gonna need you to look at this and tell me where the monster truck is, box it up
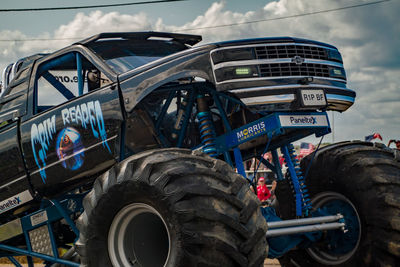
[0,32,398,267]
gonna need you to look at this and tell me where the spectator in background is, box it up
[388,140,400,150]
[256,177,271,202]
[270,180,277,200]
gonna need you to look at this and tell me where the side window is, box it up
[35,52,111,113]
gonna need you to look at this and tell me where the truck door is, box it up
[0,123,33,216]
[20,52,123,196]
[0,71,34,217]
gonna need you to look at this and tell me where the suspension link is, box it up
[282,144,312,216]
[196,94,218,158]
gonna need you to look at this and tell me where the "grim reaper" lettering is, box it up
[61,100,111,153]
[31,100,111,183]
[31,115,56,182]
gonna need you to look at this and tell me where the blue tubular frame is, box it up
[23,230,33,267]
[154,90,176,147]
[281,145,304,216]
[7,256,23,267]
[0,194,85,267]
[0,244,79,267]
[42,72,75,100]
[151,84,330,197]
[3,82,337,265]
[76,53,83,96]
[214,111,330,157]
[177,89,196,147]
[209,90,234,166]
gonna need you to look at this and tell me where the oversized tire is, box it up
[277,141,400,267]
[75,148,268,267]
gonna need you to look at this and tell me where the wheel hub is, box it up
[307,192,361,265]
[108,203,171,267]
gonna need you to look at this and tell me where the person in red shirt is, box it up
[256,177,271,202]
[388,140,400,150]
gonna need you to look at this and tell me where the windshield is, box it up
[87,39,188,74]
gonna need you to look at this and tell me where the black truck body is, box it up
[0,32,354,210]
[5,32,396,267]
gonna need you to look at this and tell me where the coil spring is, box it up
[197,111,217,157]
[284,144,312,215]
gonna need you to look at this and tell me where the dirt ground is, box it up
[265,258,281,266]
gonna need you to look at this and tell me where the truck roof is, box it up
[75,31,202,47]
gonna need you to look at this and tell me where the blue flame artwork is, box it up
[56,127,84,171]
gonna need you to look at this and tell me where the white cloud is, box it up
[0,0,399,142]
[54,11,153,39]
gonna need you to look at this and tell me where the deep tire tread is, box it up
[278,141,400,267]
[76,149,268,266]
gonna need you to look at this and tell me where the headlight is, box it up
[214,66,259,82]
[329,67,346,80]
[211,48,255,64]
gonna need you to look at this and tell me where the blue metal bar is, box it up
[211,94,234,165]
[233,147,246,178]
[21,195,84,233]
[7,256,23,267]
[23,229,34,267]
[253,134,272,179]
[42,71,75,100]
[177,89,196,147]
[260,157,276,173]
[76,53,83,96]
[281,145,303,216]
[210,90,235,166]
[0,244,80,267]
[47,223,59,259]
[38,53,75,75]
[271,149,284,181]
[155,89,175,130]
[223,151,233,166]
[51,200,79,236]
[153,89,175,147]
[214,90,245,107]
[214,112,330,156]
[210,90,231,130]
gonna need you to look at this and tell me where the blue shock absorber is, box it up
[196,94,218,158]
[281,144,312,216]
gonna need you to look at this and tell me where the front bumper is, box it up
[210,39,355,112]
[227,82,355,112]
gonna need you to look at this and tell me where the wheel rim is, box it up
[108,203,171,267]
[306,192,361,265]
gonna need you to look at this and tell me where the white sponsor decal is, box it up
[0,190,33,214]
[279,115,328,127]
[30,210,48,227]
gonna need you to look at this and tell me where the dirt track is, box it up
[265,258,281,266]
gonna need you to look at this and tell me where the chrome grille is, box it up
[259,63,330,78]
[255,45,328,60]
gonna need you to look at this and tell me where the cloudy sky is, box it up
[0,0,399,145]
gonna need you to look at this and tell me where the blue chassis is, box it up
[0,194,85,266]
[0,85,334,265]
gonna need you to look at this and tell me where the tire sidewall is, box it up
[83,180,183,267]
[296,146,385,266]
